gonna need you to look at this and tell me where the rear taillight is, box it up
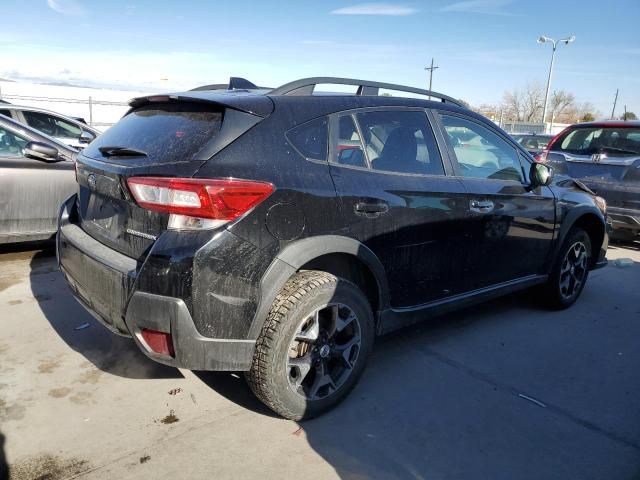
[127,177,274,229]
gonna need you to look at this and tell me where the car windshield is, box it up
[513,135,553,150]
[554,127,640,156]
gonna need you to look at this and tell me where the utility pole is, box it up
[611,89,619,120]
[424,58,439,100]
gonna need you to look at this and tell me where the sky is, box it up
[1,0,638,116]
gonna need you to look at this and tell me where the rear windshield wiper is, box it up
[98,145,148,157]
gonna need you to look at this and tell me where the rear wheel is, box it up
[543,228,591,309]
[246,271,374,420]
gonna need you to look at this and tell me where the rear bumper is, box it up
[57,195,255,371]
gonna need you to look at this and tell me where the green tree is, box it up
[621,111,637,121]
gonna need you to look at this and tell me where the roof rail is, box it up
[269,77,462,106]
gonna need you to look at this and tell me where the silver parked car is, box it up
[0,115,77,243]
[0,104,100,149]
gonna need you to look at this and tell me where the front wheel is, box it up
[543,228,592,309]
[246,271,375,420]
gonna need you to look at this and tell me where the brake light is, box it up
[127,177,274,226]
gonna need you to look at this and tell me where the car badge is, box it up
[591,154,603,163]
[87,173,97,190]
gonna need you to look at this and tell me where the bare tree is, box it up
[501,82,545,122]
[549,90,575,123]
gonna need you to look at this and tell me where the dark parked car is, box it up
[0,115,77,243]
[543,121,639,241]
[57,77,608,419]
[511,133,554,161]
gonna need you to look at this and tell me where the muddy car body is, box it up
[57,77,608,419]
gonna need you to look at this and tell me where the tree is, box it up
[549,90,575,124]
[502,82,545,122]
[621,111,637,121]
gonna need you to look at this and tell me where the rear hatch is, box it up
[75,93,273,259]
[548,125,640,209]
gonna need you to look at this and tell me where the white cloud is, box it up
[46,0,86,16]
[440,0,514,15]
[331,3,418,16]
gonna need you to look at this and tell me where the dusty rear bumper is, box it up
[57,195,255,371]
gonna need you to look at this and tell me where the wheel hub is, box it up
[319,344,331,358]
[286,303,362,401]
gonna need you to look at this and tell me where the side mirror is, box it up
[530,162,553,188]
[23,141,59,162]
[79,130,95,144]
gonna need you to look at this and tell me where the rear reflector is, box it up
[141,329,175,357]
[127,177,274,221]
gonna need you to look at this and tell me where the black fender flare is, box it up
[551,204,606,268]
[247,235,390,339]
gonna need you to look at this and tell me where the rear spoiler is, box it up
[128,91,274,118]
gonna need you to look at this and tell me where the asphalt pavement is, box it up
[1,241,639,480]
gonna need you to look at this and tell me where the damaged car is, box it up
[57,77,608,419]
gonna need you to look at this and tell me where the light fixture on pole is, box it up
[538,35,575,130]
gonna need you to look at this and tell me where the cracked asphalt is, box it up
[1,241,639,480]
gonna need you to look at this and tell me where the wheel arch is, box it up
[248,235,390,339]
[556,207,606,268]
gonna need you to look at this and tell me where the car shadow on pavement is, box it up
[29,249,182,380]
[0,430,8,480]
[193,371,280,418]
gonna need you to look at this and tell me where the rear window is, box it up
[553,127,640,157]
[84,102,222,162]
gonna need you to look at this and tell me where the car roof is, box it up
[1,104,101,134]
[130,76,471,120]
[568,120,640,129]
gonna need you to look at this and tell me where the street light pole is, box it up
[538,35,575,131]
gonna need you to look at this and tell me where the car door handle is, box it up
[355,202,389,217]
[470,199,494,213]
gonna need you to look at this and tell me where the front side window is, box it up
[0,109,11,118]
[23,111,82,138]
[0,127,28,157]
[441,115,524,182]
[356,110,444,175]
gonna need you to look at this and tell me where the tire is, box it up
[543,228,592,309]
[246,270,375,420]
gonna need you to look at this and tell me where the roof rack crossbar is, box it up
[269,77,461,106]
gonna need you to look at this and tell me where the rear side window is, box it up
[553,127,640,157]
[84,102,222,163]
[286,117,328,161]
[356,110,444,176]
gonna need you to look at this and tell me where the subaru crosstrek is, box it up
[57,77,608,419]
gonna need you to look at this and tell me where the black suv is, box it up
[57,77,608,419]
